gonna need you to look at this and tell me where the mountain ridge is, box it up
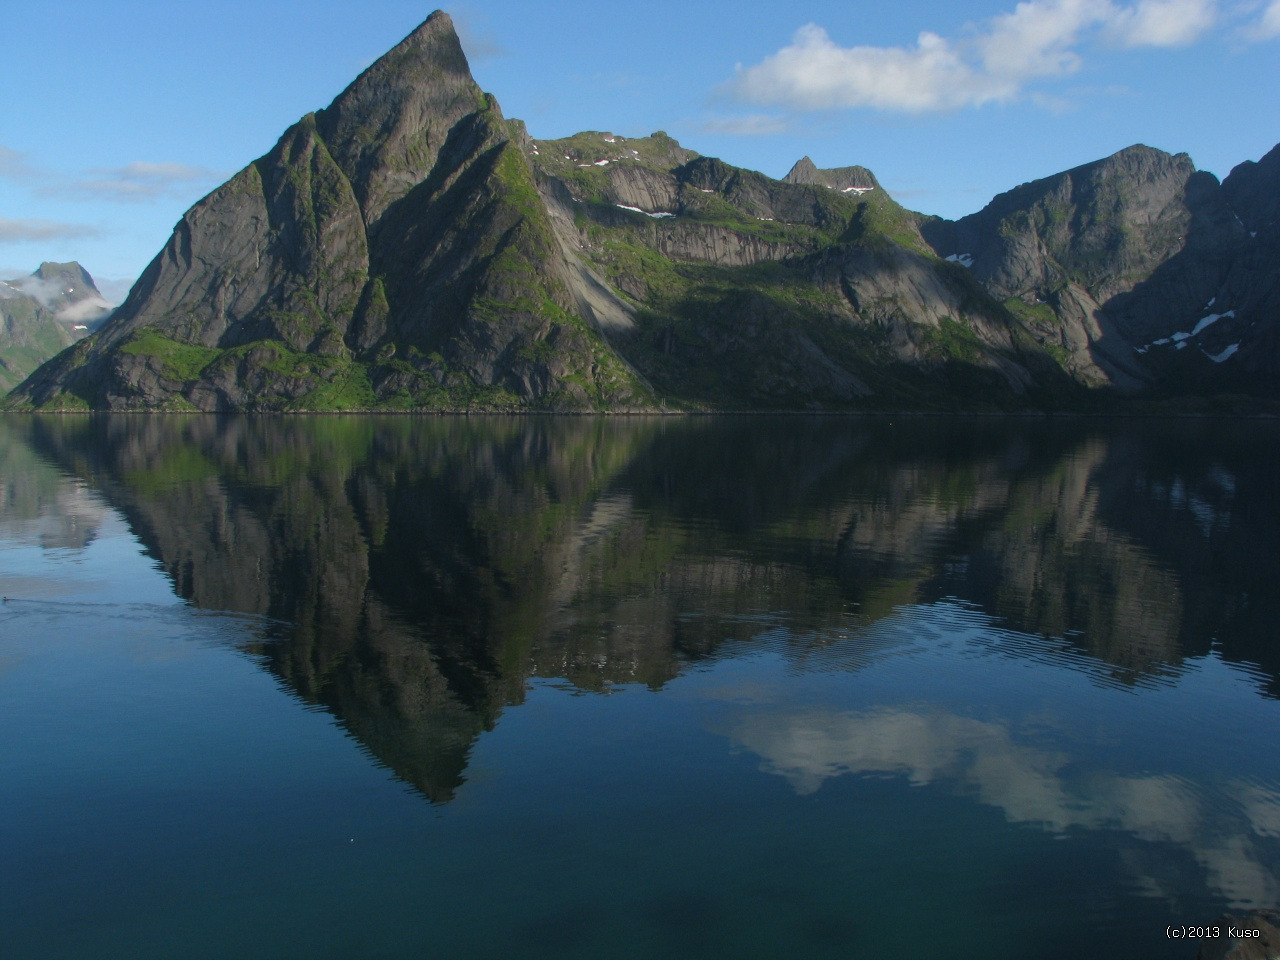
[6,12,1276,413]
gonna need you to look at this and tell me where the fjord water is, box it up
[2,415,1277,960]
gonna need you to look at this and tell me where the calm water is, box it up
[1,414,1277,960]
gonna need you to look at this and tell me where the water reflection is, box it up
[0,423,106,551]
[7,413,1280,813]
[731,700,1280,907]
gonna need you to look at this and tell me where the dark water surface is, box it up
[1,414,1277,960]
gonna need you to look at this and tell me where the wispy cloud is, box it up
[0,271,119,320]
[698,114,791,136]
[1244,0,1280,38]
[0,217,99,243]
[55,161,224,202]
[729,0,1222,114]
[0,145,40,180]
[4,147,224,203]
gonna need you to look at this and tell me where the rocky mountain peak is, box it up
[2,262,101,311]
[1222,141,1280,234]
[1,261,104,394]
[33,261,95,291]
[783,156,880,192]
[785,156,819,181]
[316,10,489,225]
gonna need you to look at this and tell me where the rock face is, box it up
[921,144,1279,394]
[6,11,1277,412]
[0,262,103,394]
[1213,144,1280,379]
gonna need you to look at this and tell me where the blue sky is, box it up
[3,0,1278,302]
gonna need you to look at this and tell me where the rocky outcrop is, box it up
[529,130,1062,409]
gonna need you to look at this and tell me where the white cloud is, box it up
[0,217,98,243]
[698,114,791,136]
[977,0,1113,85]
[730,0,1222,113]
[56,295,114,323]
[0,274,66,305]
[731,23,986,112]
[1105,0,1218,46]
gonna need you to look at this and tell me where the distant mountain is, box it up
[783,155,880,192]
[6,11,1276,412]
[0,262,106,394]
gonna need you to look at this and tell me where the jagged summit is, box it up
[1222,141,1280,234]
[317,11,483,224]
[783,156,880,192]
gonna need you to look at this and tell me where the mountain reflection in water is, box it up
[13,413,1280,814]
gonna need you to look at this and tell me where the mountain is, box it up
[5,11,1276,412]
[921,144,1279,397]
[10,14,653,413]
[0,262,106,394]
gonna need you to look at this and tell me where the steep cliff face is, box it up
[921,143,1280,395]
[1212,143,1280,378]
[921,146,1217,389]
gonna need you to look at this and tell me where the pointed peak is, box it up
[784,156,879,191]
[386,10,468,71]
[325,10,474,116]
[315,10,489,223]
[784,156,818,181]
[411,10,456,37]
